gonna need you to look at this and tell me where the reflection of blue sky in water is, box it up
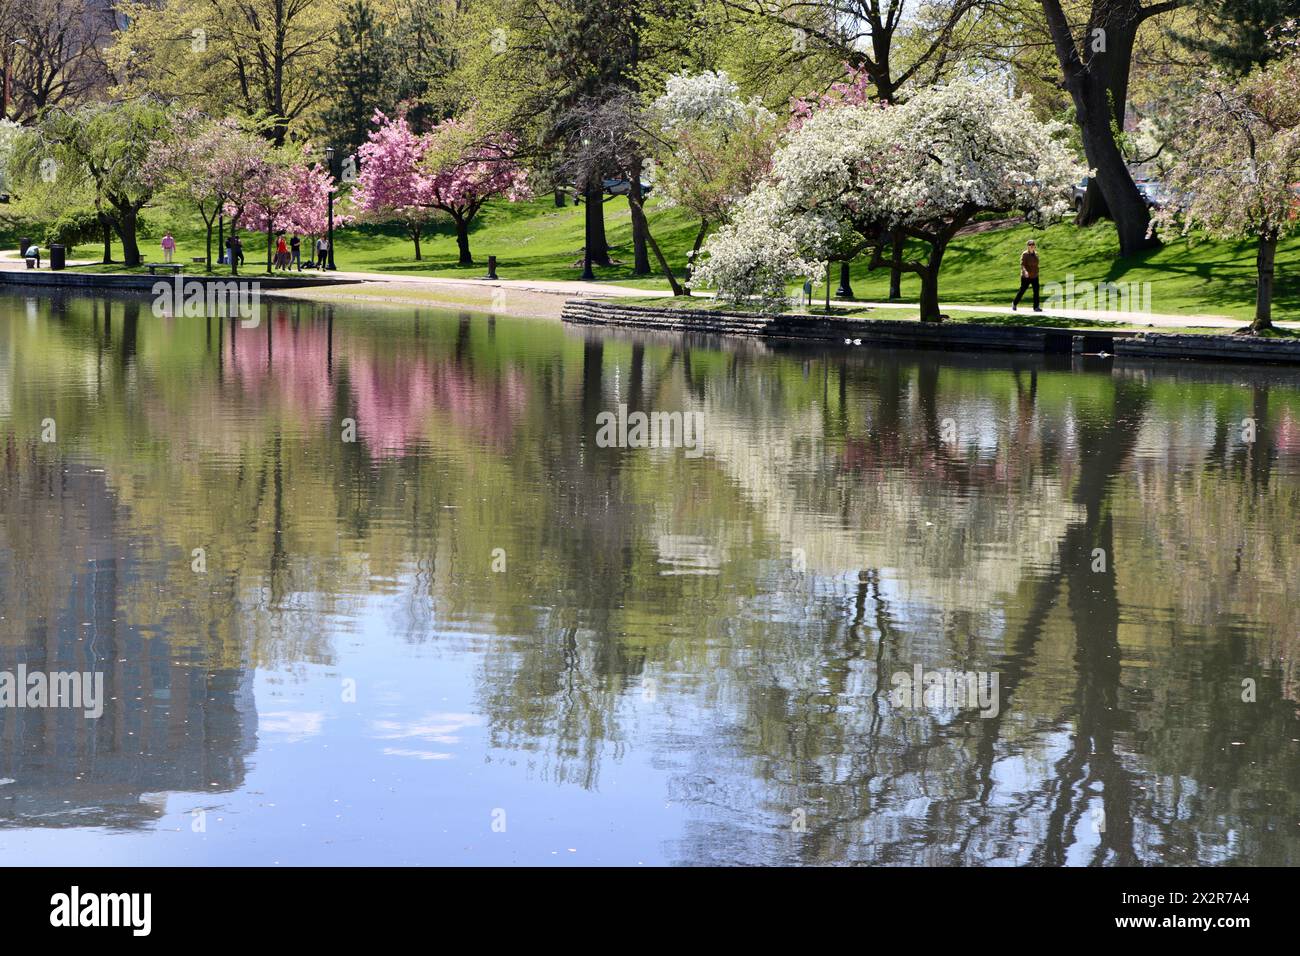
[3,594,689,865]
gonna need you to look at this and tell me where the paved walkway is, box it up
[328,268,1276,330]
[3,251,1283,330]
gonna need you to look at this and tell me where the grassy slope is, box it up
[840,220,1300,323]
[34,194,1300,323]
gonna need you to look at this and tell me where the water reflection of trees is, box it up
[0,454,256,829]
[4,292,1300,861]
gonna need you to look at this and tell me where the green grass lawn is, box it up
[19,193,1299,323]
[838,221,1300,323]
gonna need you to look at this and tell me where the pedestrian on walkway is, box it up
[1012,239,1041,312]
[317,236,329,269]
[161,232,176,264]
[290,234,301,271]
[275,234,289,270]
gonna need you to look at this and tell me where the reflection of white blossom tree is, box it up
[692,80,1080,320]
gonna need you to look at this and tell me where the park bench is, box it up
[145,262,184,276]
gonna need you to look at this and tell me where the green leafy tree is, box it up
[16,98,172,266]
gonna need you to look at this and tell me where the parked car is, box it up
[1072,177,1089,214]
[1135,180,1168,208]
[602,177,652,197]
[1075,176,1185,215]
[569,178,654,202]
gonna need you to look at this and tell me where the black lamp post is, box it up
[325,146,337,271]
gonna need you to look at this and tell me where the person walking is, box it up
[275,234,289,271]
[232,235,244,267]
[290,234,301,271]
[161,232,176,264]
[1012,239,1041,312]
[317,236,329,269]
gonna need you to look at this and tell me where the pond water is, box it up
[0,289,1297,866]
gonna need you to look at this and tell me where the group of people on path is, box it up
[192,233,332,270]
[270,234,332,271]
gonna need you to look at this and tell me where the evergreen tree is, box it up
[324,0,396,152]
[1181,0,1300,72]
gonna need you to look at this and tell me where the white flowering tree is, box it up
[650,71,780,271]
[693,80,1081,320]
[1151,54,1300,332]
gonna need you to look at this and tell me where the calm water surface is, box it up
[0,290,1298,866]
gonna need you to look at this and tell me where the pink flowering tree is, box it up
[790,66,876,127]
[354,111,441,260]
[144,113,268,271]
[420,115,530,265]
[241,150,349,273]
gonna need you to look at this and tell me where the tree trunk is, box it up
[888,229,903,299]
[584,182,610,266]
[1253,230,1277,332]
[412,227,422,261]
[629,163,651,275]
[917,237,952,323]
[266,225,274,272]
[631,195,685,295]
[205,220,213,272]
[455,218,473,265]
[837,260,854,298]
[1040,0,1159,256]
[691,221,709,262]
[554,186,566,207]
[1077,178,1110,225]
[101,218,113,264]
[113,205,142,267]
[918,265,942,322]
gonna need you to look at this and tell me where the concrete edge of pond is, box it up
[0,271,359,292]
[562,299,1300,365]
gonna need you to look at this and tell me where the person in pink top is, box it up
[161,232,176,263]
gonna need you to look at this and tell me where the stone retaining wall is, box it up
[562,299,1048,352]
[563,299,1300,366]
[1114,331,1300,364]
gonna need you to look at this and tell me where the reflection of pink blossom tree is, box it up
[220,313,531,457]
[354,111,440,260]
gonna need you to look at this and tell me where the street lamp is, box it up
[324,146,337,271]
